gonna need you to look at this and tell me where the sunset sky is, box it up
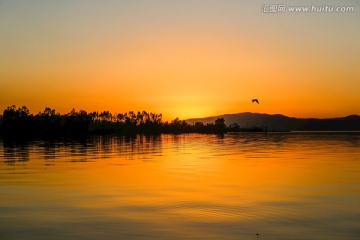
[1,0,359,120]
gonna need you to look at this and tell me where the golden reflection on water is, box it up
[1,133,360,239]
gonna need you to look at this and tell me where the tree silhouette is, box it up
[0,105,266,139]
[1,105,33,137]
[214,117,226,133]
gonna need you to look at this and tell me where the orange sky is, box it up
[1,1,359,120]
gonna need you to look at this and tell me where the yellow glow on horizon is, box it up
[0,1,359,119]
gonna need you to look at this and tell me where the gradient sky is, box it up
[1,0,359,120]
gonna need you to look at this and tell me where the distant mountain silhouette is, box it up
[186,113,360,131]
[1,105,359,139]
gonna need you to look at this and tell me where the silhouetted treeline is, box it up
[0,105,265,139]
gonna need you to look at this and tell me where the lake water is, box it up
[0,133,359,240]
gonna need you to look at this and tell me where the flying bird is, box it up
[252,99,259,104]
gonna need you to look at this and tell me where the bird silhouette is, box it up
[252,99,259,104]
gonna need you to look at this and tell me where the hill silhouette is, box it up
[186,112,360,131]
[1,106,359,139]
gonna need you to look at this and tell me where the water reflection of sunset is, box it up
[1,133,359,239]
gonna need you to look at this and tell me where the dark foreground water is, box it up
[0,133,359,240]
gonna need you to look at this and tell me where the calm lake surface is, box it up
[1,133,359,240]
